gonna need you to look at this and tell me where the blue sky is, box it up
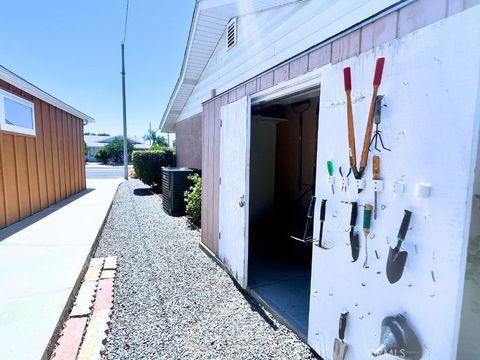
[0,0,195,139]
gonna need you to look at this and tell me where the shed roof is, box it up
[159,0,304,132]
[0,65,94,124]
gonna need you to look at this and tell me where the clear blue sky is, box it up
[0,0,195,138]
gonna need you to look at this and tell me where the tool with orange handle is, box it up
[358,57,385,177]
[342,58,385,183]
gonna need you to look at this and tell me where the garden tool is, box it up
[339,166,351,192]
[387,210,412,283]
[327,160,335,194]
[343,66,360,180]
[369,95,391,152]
[362,204,373,268]
[349,202,360,262]
[317,199,333,249]
[372,155,380,219]
[372,314,422,360]
[343,58,386,183]
[290,196,316,244]
[333,311,349,360]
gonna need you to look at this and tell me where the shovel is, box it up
[333,311,349,360]
[387,210,412,284]
[349,202,360,262]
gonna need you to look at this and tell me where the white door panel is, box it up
[219,96,251,288]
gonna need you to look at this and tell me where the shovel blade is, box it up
[387,246,408,284]
[333,339,348,360]
[350,233,360,262]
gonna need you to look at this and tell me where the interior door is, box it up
[219,96,251,289]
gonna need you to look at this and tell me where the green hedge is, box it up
[132,150,174,188]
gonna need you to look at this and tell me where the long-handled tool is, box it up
[343,67,360,180]
[358,57,385,177]
[369,95,391,152]
[333,311,349,360]
[349,202,360,262]
[317,199,333,250]
[372,155,380,219]
[387,210,412,283]
[343,58,386,183]
[290,196,316,244]
[363,204,373,268]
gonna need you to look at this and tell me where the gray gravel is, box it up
[96,179,318,360]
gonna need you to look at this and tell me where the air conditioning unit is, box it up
[162,167,200,216]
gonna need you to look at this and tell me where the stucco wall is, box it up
[175,113,202,169]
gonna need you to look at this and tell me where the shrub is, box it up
[184,174,201,226]
[132,150,174,188]
[95,149,109,164]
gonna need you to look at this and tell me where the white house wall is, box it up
[179,0,403,121]
[308,8,480,359]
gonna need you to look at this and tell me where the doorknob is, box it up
[239,195,245,207]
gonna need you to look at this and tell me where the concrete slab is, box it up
[77,309,111,360]
[100,270,116,279]
[0,178,122,360]
[70,281,98,317]
[103,256,117,270]
[84,266,102,282]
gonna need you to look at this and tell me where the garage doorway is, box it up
[247,87,320,339]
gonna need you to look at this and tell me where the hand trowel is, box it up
[349,202,360,262]
[387,210,412,284]
[333,311,349,360]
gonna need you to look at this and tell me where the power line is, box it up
[123,0,130,44]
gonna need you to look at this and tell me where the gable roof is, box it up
[160,0,304,132]
[0,65,94,124]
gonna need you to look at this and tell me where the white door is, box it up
[219,96,251,289]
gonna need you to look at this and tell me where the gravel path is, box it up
[96,180,318,360]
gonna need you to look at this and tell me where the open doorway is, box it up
[248,87,320,339]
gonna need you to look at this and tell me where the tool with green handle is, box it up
[327,160,335,194]
[363,204,373,268]
[387,210,412,283]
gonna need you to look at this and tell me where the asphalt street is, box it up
[86,165,130,179]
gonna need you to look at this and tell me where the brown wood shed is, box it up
[0,66,93,229]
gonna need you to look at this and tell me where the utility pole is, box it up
[121,42,128,180]
[149,122,152,146]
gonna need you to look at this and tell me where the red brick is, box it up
[308,44,331,71]
[94,279,114,311]
[51,317,88,360]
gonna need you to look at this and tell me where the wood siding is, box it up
[0,80,86,229]
[175,113,202,169]
[199,0,470,255]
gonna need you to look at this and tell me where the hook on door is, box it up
[239,195,245,207]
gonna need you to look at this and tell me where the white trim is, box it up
[0,89,36,136]
[0,66,93,124]
[251,65,325,105]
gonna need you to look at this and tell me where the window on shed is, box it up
[0,89,36,136]
[226,18,237,50]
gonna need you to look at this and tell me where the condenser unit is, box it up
[162,167,200,216]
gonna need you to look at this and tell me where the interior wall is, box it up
[0,80,86,230]
[308,8,480,359]
[275,98,319,223]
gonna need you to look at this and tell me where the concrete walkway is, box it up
[0,178,123,360]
